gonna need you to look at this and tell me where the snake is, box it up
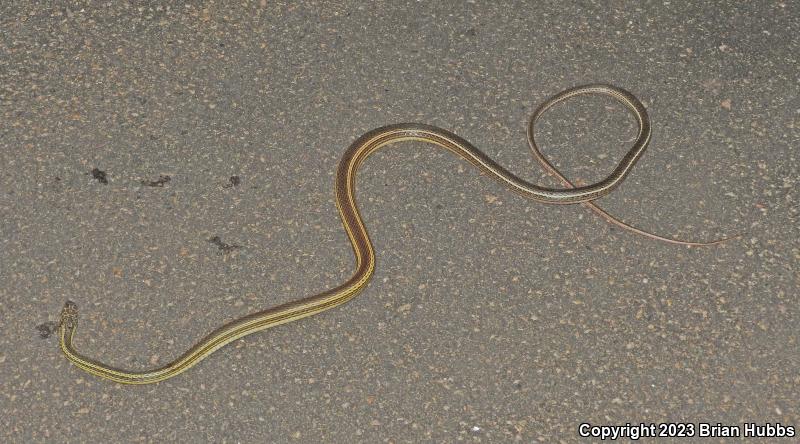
[56,84,726,384]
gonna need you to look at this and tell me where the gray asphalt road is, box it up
[2,2,798,442]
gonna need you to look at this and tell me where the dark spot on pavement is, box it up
[224,175,241,188]
[36,321,59,339]
[141,175,171,187]
[91,168,108,184]
[208,236,242,254]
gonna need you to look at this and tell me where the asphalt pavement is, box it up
[1,1,798,442]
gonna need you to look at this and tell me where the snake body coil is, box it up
[59,84,651,383]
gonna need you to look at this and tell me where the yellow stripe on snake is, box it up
[57,84,732,384]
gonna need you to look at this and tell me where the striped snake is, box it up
[56,84,729,383]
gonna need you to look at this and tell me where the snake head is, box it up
[60,300,79,330]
